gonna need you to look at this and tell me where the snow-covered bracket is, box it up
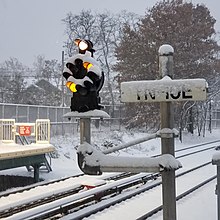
[102,128,179,155]
[63,109,110,120]
[77,142,182,175]
[156,128,179,138]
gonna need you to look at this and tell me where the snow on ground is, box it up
[48,128,220,179]
[0,128,220,219]
[2,128,219,180]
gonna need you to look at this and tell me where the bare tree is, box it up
[62,10,139,116]
[33,55,46,80]
[33,55,62,88]
[62,10,98,57]
[0,58,27,104]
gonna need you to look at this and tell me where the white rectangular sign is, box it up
[121,77,207,103]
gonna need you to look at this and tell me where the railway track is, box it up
[136,175,216,220]
[0,174,83,198]
[1,140,219,219]
[0,172,135,218]
[55,162,216,220]
[2,173,158,219]
[0,171,134,199]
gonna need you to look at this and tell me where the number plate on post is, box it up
[121,78,207,103]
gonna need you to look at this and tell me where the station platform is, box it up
[0,119,55,185]
[0,142,54,160]
[0,143,55,183]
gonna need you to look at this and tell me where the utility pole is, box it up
[159,44,177,220]
[61,51,65,107]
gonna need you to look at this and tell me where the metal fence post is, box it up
[15,105,18,122]
[27,105,30,122]
[159,44,177,220]
[61,51,65,107]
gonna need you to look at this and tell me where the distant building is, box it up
[23,79,64,106]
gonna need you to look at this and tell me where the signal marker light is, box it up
[83,62,93,70]
[66,81,77,92]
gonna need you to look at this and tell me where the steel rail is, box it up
[0,172,137,218]
[0,174,83,198]
[136,175,216,220]
[175,140,220,152]
[0,172,133,199]
[176,146,215,159]
[61,162,213,220]
[6,161,212,219]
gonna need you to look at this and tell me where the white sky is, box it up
[0,0,219,67]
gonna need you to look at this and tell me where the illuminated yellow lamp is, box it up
[66,81,77,92]
[83,62,93,70]
[78,40,89,51]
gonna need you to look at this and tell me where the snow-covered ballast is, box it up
[77,142,182,175]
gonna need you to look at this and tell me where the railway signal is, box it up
[63,38,104,112]
[74,38,95,55]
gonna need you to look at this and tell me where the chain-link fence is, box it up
[0,103,124,137]
[0,103,220,137]
[210,110,220,129]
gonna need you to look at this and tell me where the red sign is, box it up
[19,126,31,136]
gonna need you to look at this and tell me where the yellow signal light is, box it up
[66,81,77,92]
[83,62,93,70]
[78,41,88,51]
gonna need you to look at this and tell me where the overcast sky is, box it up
[0,0,219,67]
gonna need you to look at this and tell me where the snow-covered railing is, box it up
[103,128,179,154]
[103,132,158,154]
[78,142,182,175]
[35,119,50,144]
[0,119,16,143]
[0,119,51,144]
